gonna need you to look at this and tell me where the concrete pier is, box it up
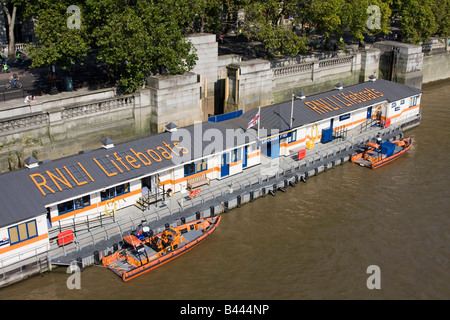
[0,113,420,288]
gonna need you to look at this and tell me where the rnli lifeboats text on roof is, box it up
[305,88,384,114]
[29,142,189,196]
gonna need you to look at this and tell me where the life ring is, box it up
[306,124,319,149]
[311,124,319,141]
[166,188,173,198]
[189,190,195,198]
[104,199,117,215]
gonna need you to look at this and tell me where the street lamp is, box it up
[291,91,305,128]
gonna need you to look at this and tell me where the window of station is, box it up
[101,183,130,201]
[184,159,207,176]
[287,131,297,143]
[8,220,38,245]
[231,148,241,162]
[75,195,90,209]
[58,195,91,215]
[411,95,419,107]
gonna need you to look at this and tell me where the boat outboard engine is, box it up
[142,226,150,237]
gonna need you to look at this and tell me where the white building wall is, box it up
[0,214,49,267]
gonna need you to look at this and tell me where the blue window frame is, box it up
[231,148,241,162]
[58,195,91,215]
[58,200,74,215]
[411,95,419,107]
[75,195,90,209]
[101,183,130,201]
[8,220,38,245]
[184,159,207,177]
[287,131,297,143]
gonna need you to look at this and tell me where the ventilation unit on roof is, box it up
[102,138,114,149]
[165,122,178,132]
[335,83,343,90]
[24,156,39,169]
[369,74,377,82]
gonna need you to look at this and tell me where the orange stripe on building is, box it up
[159,167,218,186]
[280,137,306,148]
[230,160,242,167]
[51,189,142,222]
[388,104,420,120]
[247,152,260,159]
[0,234,49,255]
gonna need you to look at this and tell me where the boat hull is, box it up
[351,138,413,169]
[103,216,221,282]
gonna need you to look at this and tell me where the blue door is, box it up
[243,146,248,168]
[266,141,272,158]
[367,106,372,119]
[270,138,280,159]
[221,153,229,177]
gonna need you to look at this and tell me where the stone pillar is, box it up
[187,33,219,120]
[360,48,381,82]
[373,41,423,88]
[147,72,203,133]
[225,59,274,113]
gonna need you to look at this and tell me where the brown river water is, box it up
[0,80,449,301]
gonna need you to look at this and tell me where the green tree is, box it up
[240,0,308,55]
[431,0,450,39]
[399,0,438,44]
[305,0,345,41]
[341,0,392,44]
[23,1,89,69]
[22,0,199,94]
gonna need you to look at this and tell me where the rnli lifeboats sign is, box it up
[28,141,189,196]
[305,88,384,115]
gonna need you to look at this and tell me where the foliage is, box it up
[24,0,90,69]
[240,0,308,55]
[341,0,392,44]
[304,0,345,40]
[23,0,198,94]
[16,0,450,93]
[431,0,450,38]
[399,0,438,44]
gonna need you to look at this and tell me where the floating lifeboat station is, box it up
[0,78,422,286]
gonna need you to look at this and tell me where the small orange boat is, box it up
[350,137,413,169]
[102,215,221,281]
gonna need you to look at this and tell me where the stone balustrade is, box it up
[61,95,135,120]
[272,63,314,77]
[0,112,49,134]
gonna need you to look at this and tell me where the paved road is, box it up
[0,63,49,102]
[0,58,111,103]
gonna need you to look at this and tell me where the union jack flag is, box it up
[247,110,260,129]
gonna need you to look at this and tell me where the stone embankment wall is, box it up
[421,39,450,84]
[0,34,448,173]
[0,88,149,173]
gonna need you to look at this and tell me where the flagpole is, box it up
[257,107,260,140]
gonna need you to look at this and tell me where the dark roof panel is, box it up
[223,79,422,132]
[0,79,421,227]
